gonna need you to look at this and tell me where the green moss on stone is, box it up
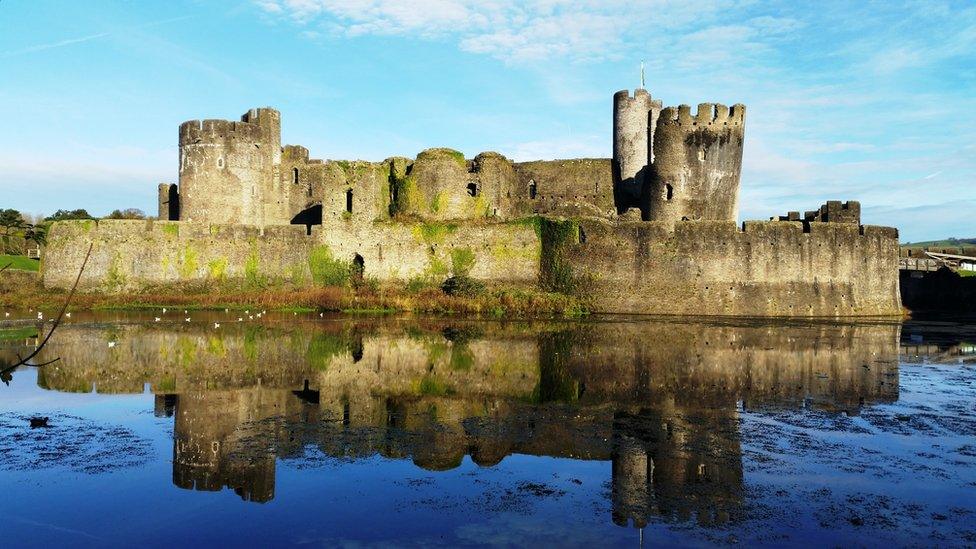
[207,257,228,280]
[162,224,179,238]
[540,218,583,295]
[179,243,199,278]
[450,247,476,277]
[107,252,126,290]
[413,222,458,245]
[244,242,262,286]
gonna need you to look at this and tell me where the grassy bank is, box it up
[0,254,39,272]
[0,271,587,317]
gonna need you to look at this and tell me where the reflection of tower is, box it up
[171,390,284,503]
[611,402,744,528]
[612,429,651,528]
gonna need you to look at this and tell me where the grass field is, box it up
[958,270,976,277]
[0,254,39,272]
[901,238,976,247]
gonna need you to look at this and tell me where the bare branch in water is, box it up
[0,263,10,274]
[1,242,92,377]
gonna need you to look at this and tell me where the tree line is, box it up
[0,207,149,255]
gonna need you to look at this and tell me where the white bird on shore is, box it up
[65,312,71,318]
[154,317,161,322]
[214,322,220,328]
[224,308,229,313]
[162,308,167,313]
[248,315,254,320]
[319,313,323,318]
[183,310,188,314]
[37,312,43,320]
[237,317,243,322]
[108,341,116,348]
[245,310,250,315]
[4,312,9,318]
[185,317,191,322]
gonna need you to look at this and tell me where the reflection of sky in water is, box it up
[0,315,974,547]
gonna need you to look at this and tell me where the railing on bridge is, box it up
[899,257,942,272]
[899,251,976,272]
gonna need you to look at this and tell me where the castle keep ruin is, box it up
[43,87,902,316]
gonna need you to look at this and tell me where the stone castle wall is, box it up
[543,218,901,316]
[41,218,540,291]
[42,219,316,291]
[42,216,901,317]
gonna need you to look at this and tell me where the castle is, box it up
[43,88,902,316]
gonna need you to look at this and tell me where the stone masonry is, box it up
[42,87,902,317]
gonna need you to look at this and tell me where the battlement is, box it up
[241,107,280,126]
[613,88,663,108]
[179,118,264,145]
[658,103,745,128]
[282,145,309,163]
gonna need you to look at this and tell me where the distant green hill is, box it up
[901,237,976,248]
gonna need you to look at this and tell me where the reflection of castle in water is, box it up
[36,317,900,525]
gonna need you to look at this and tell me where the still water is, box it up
[1,313,974,547]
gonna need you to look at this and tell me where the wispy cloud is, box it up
[0,15,194,58]
[254,0,752,63]
[1,32,110,58]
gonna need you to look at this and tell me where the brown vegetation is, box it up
[0,272,585,317]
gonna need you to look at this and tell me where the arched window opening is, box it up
[167,184,180,221]
[529,180,537,199]
[664,183,673,201]
[217,157,224,168]
[578,226,586,244]
[345,189,353,213]
[698,148,707,162]
[466,182,478,197]
[293,167,300,185]
[352,254,365,285]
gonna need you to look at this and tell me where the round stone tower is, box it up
[178,107,281,226]
[612,89,662,212]
[645,103,745,222]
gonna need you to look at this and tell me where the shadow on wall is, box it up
[901,268,976,316]
[291,205,322,235]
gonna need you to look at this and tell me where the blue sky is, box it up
[0,0,973,242]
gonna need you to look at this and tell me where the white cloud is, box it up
[506,134,605,161]
[254,0,751,63]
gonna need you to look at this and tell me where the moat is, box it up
[1,313,974,547]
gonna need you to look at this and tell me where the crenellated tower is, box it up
[612,89,662,213]
[177,107,282,226]
[644,103,746,222]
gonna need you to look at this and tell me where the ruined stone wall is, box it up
[646,104,745,222]
[317,220,540,285]
[545,218,901,316]
[807,200,861,224]
[512,159,615,218]
[42,219,316,291]
[41,218,540,290]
